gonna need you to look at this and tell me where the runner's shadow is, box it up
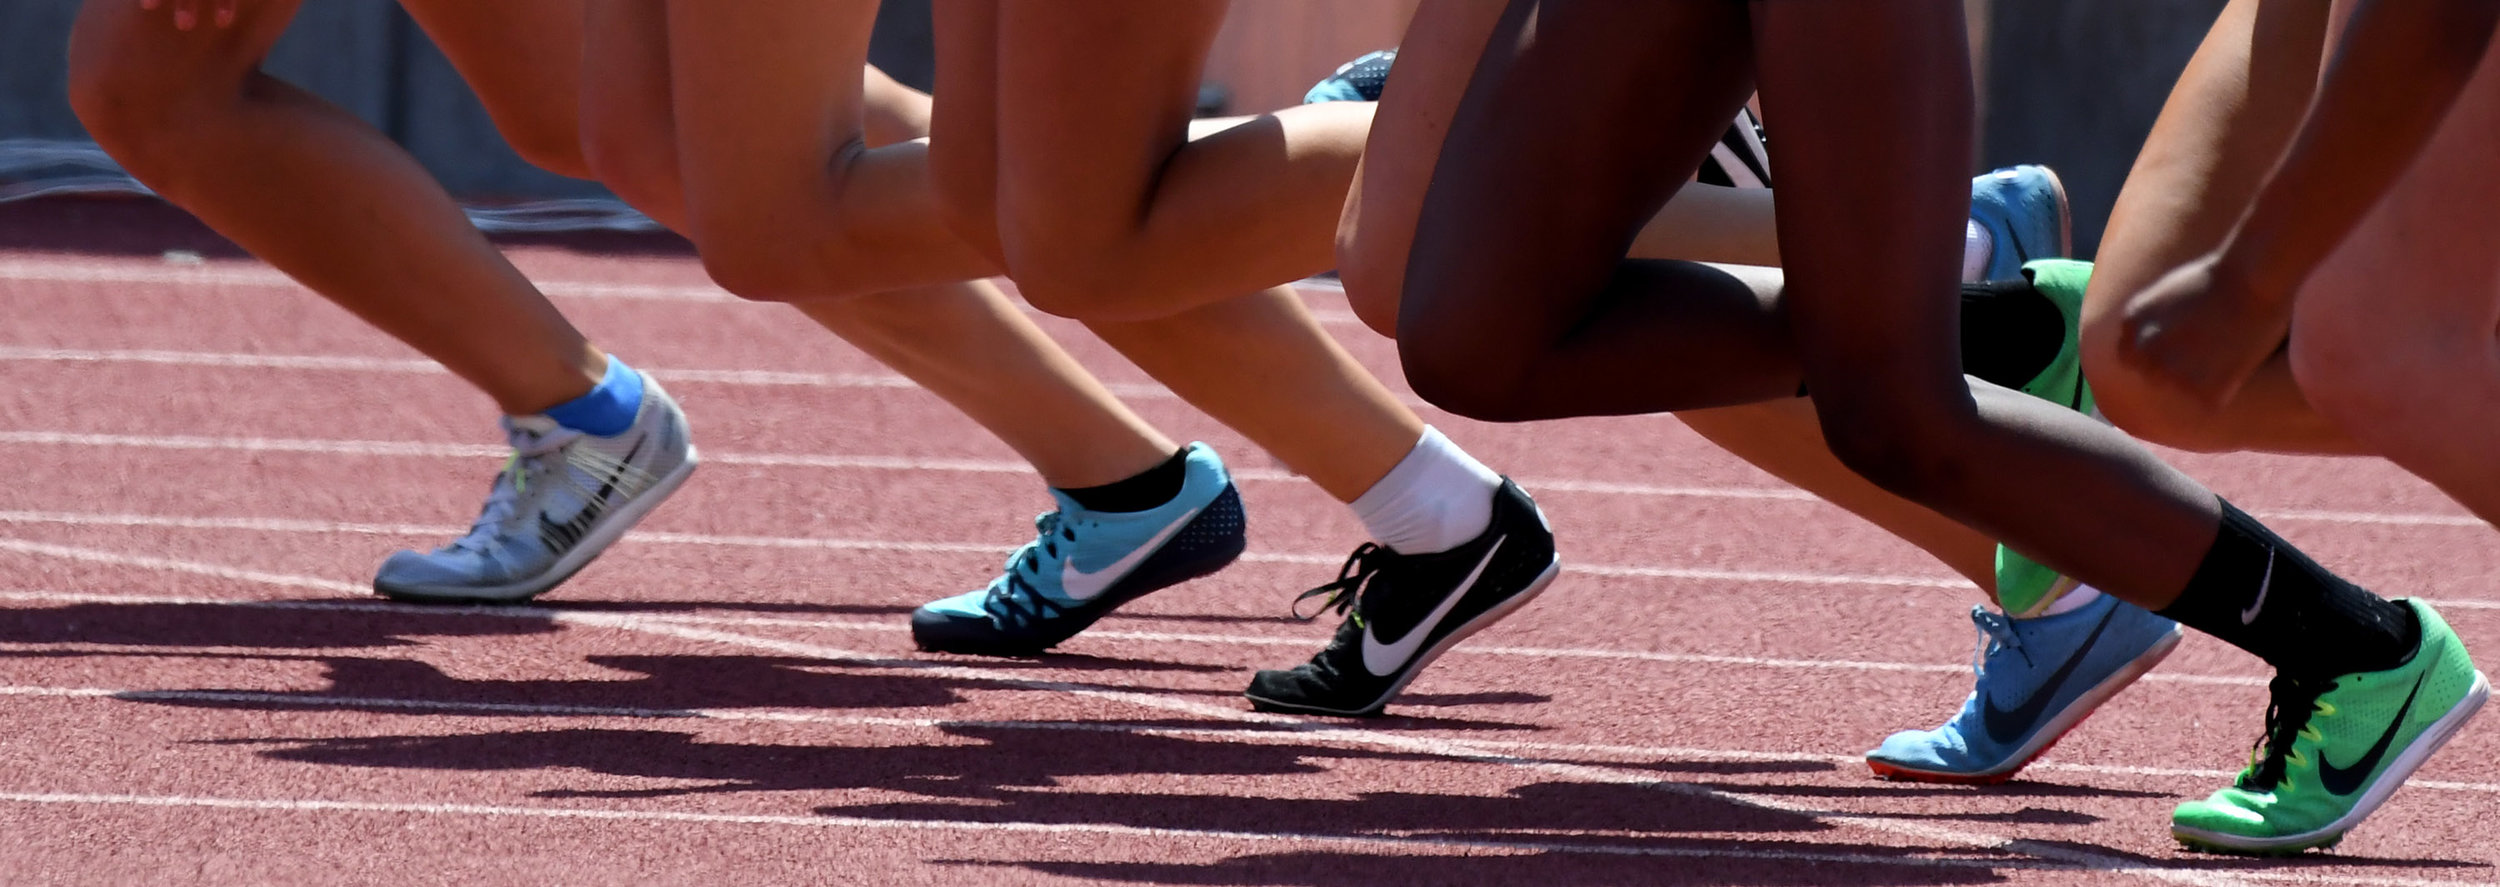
[2017,838,2495,872]
[155,654,975,713]
[219,722,1443,802]
[939,846,2013,886]
[0,600,555,650]
[1713,780,2174,801]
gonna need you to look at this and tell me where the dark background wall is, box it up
[3,0,2223,258]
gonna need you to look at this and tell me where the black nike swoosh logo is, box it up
[539,437,645,551]
[1980,606,2117,744]
[2316,672,2427,797]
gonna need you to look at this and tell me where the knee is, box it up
[66,44,220,170]
[579,123,684,228]
[2076,312,2246,453]
[1396,327,1542,423]
[1812,392,1981,502]
[1333,230,1404,339]
[499,123,594,182]
[688,232,832,304]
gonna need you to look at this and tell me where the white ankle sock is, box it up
[1962,219,1994,282]
[2033,584,2104,618]
[1350,426,1501,555]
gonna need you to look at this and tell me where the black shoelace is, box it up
[2241,673,2334,792]
[1291,542,1402,623]
[984,512,1079,628]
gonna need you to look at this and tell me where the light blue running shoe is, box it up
[911,443,1246,656]
[1968,164,2072,282]
[1868,593,2183,783]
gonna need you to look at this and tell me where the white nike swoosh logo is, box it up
[2240,545,2277,625]
[1361,536,1506,677]
[1058,505,1203,603]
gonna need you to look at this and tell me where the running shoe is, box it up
[1993,258,2098,618]
[2174,600,2489,855]
[1245,480,1559,717]
[1969,164,2071,282]
[1304,49,1397,103]
[375,372,697,603]
[1867,593,2184,783]
[911,443,1246,656]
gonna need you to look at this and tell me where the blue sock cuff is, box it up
[543,355,645,436]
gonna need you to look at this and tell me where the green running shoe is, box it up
[2173,600,2489,855]
[1992,259,2096,618]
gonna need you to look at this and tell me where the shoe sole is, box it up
[1245,556,1562,718]
[2173,669,2490,855]
[373,445,702,604]
[1868,623,2184,784]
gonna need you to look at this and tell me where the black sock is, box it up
[1056,448,1192,513]
[1958,279,2067,391]
[1794,279,2065,399]
[2156,500,2421,677]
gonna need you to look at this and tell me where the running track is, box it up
[1,202,2494,886]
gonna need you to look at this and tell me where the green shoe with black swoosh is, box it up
[2173,599,2489,854]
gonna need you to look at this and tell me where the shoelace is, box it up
[983,511,1076,626]
[1291,543,1401,623]
[1969,606,2032,674]
[443,421,584,554]
[2240,673,2335,792]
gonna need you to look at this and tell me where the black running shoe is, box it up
[1245,480,1560,717]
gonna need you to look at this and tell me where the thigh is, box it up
[69,0,303,90]
[1749,0,1974,408]
[2085,0,2333,328]
[1337,0,1508,336]
[2292,36,2500,384]
[659,0,881,228]
[400,0,588,176]
[987,1,1226,231]
[927,0,1004,263]
[1402,0,1758,364]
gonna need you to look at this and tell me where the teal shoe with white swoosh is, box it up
[1245,480,1560,717]
[911,442,1245,656]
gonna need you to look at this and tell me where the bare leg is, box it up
[66,0,602,415]
[658,0,997,302]
[1086,289,1422,503]
[931,0,1373,319]
[2291,35,2500,526]
[2078,0,2359,454]
[571,0,1173,489]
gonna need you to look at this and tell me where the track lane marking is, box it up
[0,536,2296,886]
[1,425,2480,529]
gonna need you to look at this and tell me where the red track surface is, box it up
[1,203,2495,886]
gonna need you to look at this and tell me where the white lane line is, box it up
[0,789,2056,871]
[0,540,2291,886]
[0,506,1968,590]
[0,345,1181,402]
[12,506,2500,610]
[8,681,2497,797]
[0,259,1374,326]
[4,427,2489,533]
[0,428,1838,506]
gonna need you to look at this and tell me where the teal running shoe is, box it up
[1305,50,1397,104]
[1868,593,2183,783]
[911,443,1245,656]
[2174,600,2489,855]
